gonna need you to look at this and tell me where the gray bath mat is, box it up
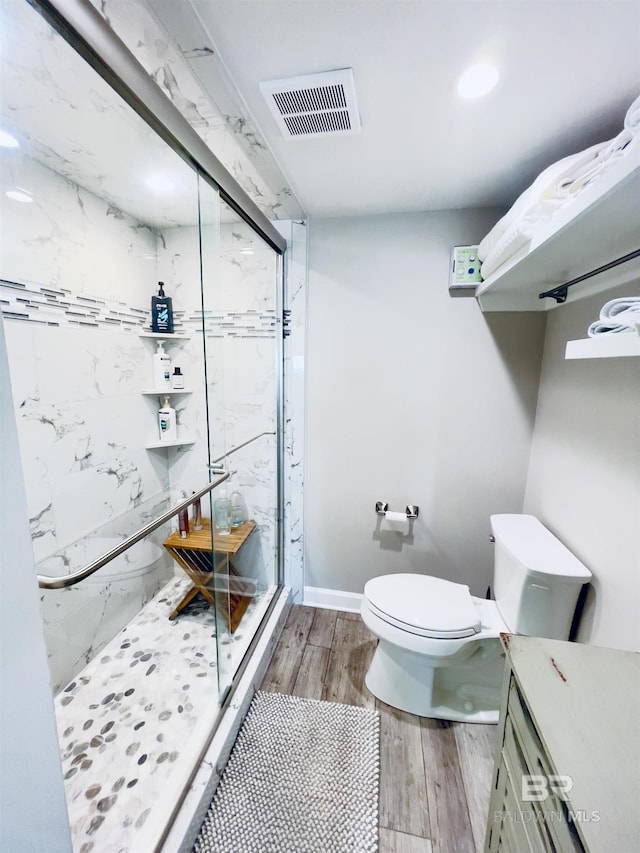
[193,691,380,853]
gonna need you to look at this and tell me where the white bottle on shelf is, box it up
[158,396,177,442]
[171,366,185,389]
[152,341,171,390]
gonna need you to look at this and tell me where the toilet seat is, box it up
[364,573,481,639]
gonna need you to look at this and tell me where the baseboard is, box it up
[303,586,363,613]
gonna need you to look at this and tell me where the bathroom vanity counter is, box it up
[485,634,640,853]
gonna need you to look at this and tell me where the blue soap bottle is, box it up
[151,281,174,334]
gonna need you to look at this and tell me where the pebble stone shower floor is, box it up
[53,576,260,853]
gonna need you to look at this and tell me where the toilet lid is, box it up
[365,573,481,638]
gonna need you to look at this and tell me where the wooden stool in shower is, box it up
[163,518,256,632]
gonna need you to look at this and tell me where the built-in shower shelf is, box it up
[141,388,194,395]
[145,436,196,450]
[139,332,191,341]
[565,333,640,359]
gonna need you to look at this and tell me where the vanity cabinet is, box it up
[484,634,639,853]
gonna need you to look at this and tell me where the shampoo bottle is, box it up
[151,281,174,334]
[158,396,177,442]
[152,341,171,390]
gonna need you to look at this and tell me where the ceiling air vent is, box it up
[259,69,361,139]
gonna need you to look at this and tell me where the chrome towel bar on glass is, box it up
[36,471,230,590]
[208,431,276,472]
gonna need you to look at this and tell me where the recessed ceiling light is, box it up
[457,63,499,99]
[6,187,33,203]
[240,248,254,255]
[0,129,20,149]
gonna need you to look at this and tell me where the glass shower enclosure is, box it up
[0,0,284,848]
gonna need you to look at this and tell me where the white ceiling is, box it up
[188,0,640,218]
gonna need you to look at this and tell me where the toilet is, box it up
[361,514,592,722]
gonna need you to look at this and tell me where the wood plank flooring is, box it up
[260,605,497,853]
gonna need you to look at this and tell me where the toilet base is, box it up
[365,639,503,723]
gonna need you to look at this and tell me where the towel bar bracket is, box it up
[540,285,568,304]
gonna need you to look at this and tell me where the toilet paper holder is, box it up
[375,501,419,519]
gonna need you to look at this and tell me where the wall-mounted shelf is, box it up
[476,149,640,312]
[139,334,193,448]
[145,436,195,450]
[139,332,191,341]
[141,388,193,395]
[565,332,640,360]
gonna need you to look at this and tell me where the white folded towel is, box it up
[588,318,640,336]
[587,297,640,337]
[594,128,638,173]
[479,94,640,268]
[479,221,534,280]
[625,94,640,135]
[599,296,640,320]
[478,142,606,262]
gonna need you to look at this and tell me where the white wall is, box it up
[305,211,546,598]
[524,284,640,652]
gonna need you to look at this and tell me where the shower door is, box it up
[199,190,282,698]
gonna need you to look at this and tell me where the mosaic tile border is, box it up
[0,280,276,339]
[0,278,160,331]
[182,310,277,340]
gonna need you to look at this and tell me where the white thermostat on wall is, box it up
[449,245,482,296]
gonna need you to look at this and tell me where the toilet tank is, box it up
[491,514,592,641]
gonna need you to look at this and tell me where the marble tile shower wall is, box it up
[279,220,306,601]
[1,157,280,692]
[1,154,170,566]
[1,169,165,691]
